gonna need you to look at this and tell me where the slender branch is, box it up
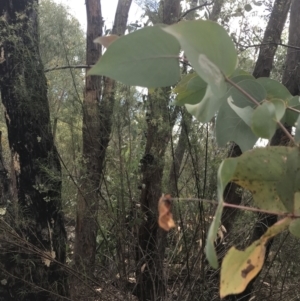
[44,64,94,72]
[171,197,300,218]
[237,42,300,51]
[287,106,300,114]
[178,1,214,21]
[225,76,260,106]
[277,122,295,142]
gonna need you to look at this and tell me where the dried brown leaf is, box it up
[158,194,175,231]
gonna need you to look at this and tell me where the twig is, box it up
[171,197,300,218]
[225,76,260,106]
[178,1,214,21]
[287,106,300,114]
[237,42,300,51]
[44,64,94,72]
[225,76,295,143]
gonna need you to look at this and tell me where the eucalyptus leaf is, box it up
[286,96,300,126]
[89,25,181,87]
[227,96,254,127]
[174,73,207,105]
[185,86,225,123]
[216,80,265,152]
[218,147,300,213]
[163,20,237,96]
[295,115,300,143]
[251,102,277,139]
[256,78,291,101]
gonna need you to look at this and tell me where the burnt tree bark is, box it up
[74,0,132,278]
[74,0,103,274]
[252,0,292,78]
[135,2,181,300]
[210,0,225,22]
[0,1,68,300]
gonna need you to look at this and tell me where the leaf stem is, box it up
[225,76,295,144]
[287,106,300,114]
[224,76,260,106]
[171,197,300,218]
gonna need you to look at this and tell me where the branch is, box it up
[171,197,300,218]
[237,42,300,51]
[178,1,214,21]
[44,64,94,73]
[225,76,295,144]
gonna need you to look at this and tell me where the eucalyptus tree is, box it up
[0,0,68,300]
[74,0,133,279]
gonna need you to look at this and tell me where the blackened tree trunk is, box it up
[135,2,181,300]
[281,0,300,96]
[74,0,103,274]
[75,0,132,278]
[210,0,225,22]
[253,0,292,78]
[0,1,68,300]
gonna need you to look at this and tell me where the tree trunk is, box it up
[135,2,181,300]
[282,0,300,95]
[252,0,291,78]
[74,0,103,274]
[74,0,132,280]
[168,109,192,196]
[0,1,68,300]
[210,0,225,22]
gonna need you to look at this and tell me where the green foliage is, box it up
[220,217,291,298]
[173,73,207,105]
[89,25,181,87]
[39,0,85,214]
[87,18,300,298]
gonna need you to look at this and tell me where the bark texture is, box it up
[135,2,181,300]
[252,0,291,78]
[0,1,68,300]
[75,0,132,276]
[210,0,225,22]
[74,0,103,273]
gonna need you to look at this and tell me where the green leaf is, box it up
[251,102,277,139]
[289,192,300,237]
[173,73,207,105]
[205,159,237,269]
[220,217,291,298]
[256,78,291,101]
[164,20,237,96]
[229,69,253,78]
[289,219,300,238]
[88,25,180,87]
[227,96,253,127]
[185,86,224,123]
[216,80,265,152]
[218,158,238,203]
[244,4,252,11]
[205,201,224,269]
[218,147,300,213]
[269,98,286,121]
[286,96,300,126]
[230,74,254,83]
[295,115,300,143]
